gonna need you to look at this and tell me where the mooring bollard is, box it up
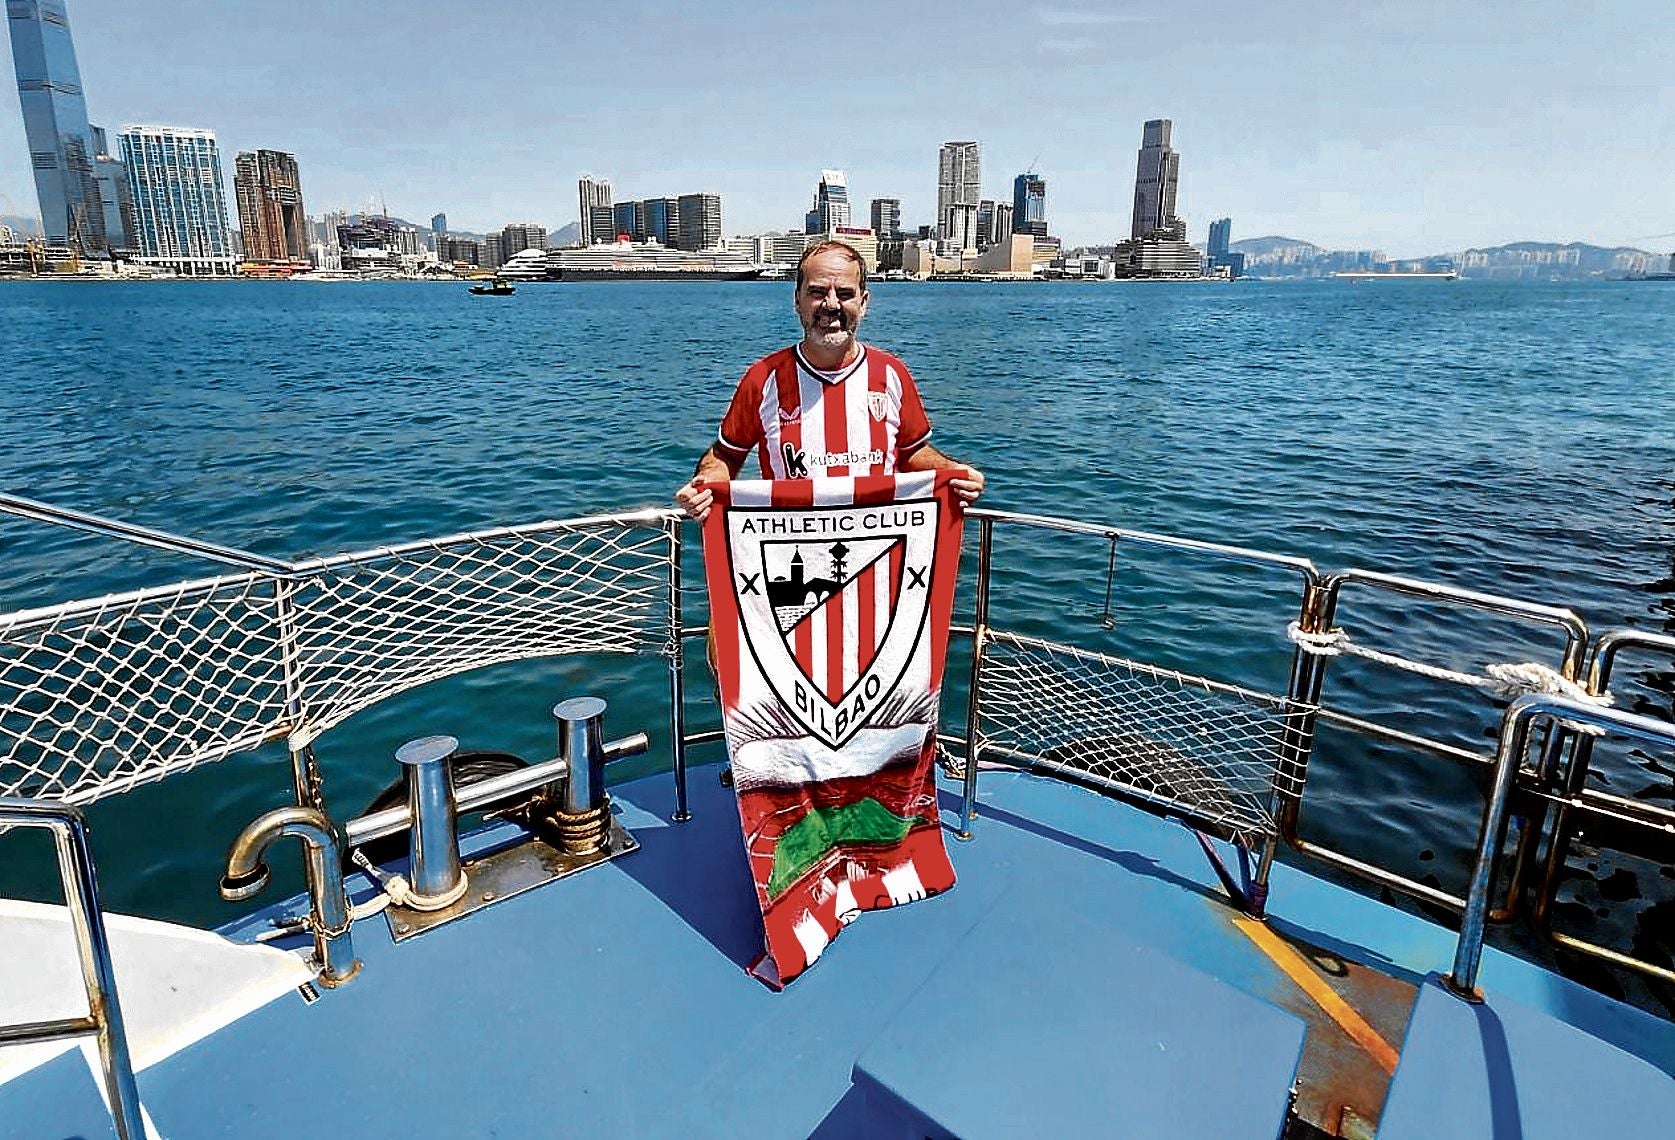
[397,734,469,910]
[552,696,610,855]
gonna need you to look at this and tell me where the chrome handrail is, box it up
[0,798,144,1139]
[1446,695,1675,999]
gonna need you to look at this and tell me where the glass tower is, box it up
[1012,173,1047,238]
[120,126,236,275]
[1131,119,1182,240]
[7,0,107,251]
[804,169,850,234]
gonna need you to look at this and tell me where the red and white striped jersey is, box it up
[715,344,932,479]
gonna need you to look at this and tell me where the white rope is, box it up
[1287,623,1612,706]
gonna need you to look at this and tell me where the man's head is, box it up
[794,241,869,363]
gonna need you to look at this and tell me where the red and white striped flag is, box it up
[701,469,966,986]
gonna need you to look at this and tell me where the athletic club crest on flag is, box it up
[701,470,966,987]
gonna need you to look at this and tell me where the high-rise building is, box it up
[430,212,447,251]
[501,221,548,258]
[1012,173,1047,238]
[119,126,235,275]
[89,124,134,251]
[936,141,980,248]
[870,197,900,241]
[644,196,679,246]
[1207,217,1231,260]
[577,175,611,245]
[976,199,996,250]
[480,231,504,270]
[8,0,108,252]
[1205,217,1243,278]
[1115,119,1200,278]
[1131,119,1182,240]
[587,204,614,245]
[676,193,721,251]
[994,203,1013,245]
[233,150,308,263]
[612,201,638,242]
[804,169,850,234]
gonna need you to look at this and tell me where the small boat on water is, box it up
[468,278,515,295]
[0,492,1671,1138]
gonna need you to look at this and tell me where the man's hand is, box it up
[951,466,986,506]
[675,477,714,523]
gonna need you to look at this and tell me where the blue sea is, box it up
[1,278,1671,1008]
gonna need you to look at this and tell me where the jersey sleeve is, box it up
[895,359,933,456]
[716,362,767,459]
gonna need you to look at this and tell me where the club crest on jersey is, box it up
[867,392,889,422]
[727,498,938,749]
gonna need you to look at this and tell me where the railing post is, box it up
[1446,694,1675,1000]
[0,800,145,1140]
[958,515,994,840]
[273,575,325,814]
[667,515,691,822]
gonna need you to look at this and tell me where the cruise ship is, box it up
[497,240,765,282]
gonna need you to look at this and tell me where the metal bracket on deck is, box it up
[385,814,639,942]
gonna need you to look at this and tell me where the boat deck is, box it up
[4,762,1672,1139]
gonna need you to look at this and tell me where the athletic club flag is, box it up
[701,469,966,987]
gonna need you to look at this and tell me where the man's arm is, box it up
[674,444,746,522]
[901,443,986,505]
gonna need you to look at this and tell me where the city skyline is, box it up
[2,1,1672,256]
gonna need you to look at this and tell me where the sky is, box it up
[1,0,1671,256]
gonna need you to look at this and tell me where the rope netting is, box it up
[973,631,1312,846]
[0,515,675,805]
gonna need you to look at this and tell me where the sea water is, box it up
[0,278,1670,1007]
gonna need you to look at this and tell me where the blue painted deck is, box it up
[1379,977,1675,1140]
[4,763,1672,1139]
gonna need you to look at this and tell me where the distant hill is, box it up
[1230,235,1324,259]
[549,222,579,248]
[1456,241,1664,280]
[1,214,41,237]
[1228,235,1661,280]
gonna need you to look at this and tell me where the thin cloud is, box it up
[1038,37,1099,56]
[1033,6,1156,25]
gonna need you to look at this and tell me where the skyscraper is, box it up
[501,221,548,258]
[1207,217,1231,260]
[612,201,638,241]
[804,169,850,234]
[936,141,980,249]
[870,197,900,240]
[577,175,611,245]
[120,126,235,275]
[1131,119,1182,240]
[7,0,106,251]
[976,200,995,251]
[233,149,309,263]
[1012,172,1047,238]
[1116,119,1201,278]
[90,123,134,251]
[644,196,679,246]
[676,193,721,251]
[1205,218,1242,278]
[430,212,447,251]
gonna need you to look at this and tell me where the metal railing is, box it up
[1446,694,1675,997]
[0,798,144,1139]
[5,494,1675,1001]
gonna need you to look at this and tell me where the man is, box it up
[675,240,984,520]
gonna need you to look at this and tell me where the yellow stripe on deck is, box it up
[1232,916,1401,1076]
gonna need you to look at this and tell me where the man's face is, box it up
[795,250,869,355]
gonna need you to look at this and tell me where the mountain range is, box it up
[1229,236,1669,280]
